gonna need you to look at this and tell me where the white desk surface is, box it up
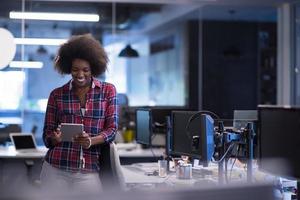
[115,143,165,157]
[122,163,165,184]
[0,146,47,158]
[117,147,165,158]
[121,162,219,188]
[0,143,165,159]
[120,160,275,189]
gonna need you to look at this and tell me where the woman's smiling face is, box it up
[71,58,92,88]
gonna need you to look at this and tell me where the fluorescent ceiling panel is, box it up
[10,11,99,22]
[9,61,43,69]
[14,38,67,46]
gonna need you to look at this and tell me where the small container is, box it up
[176,163,192,179]
[158,160,168,177]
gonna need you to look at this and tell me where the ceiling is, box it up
[0,0,295,65]
[0,0,164,32]
[0,0,294,37]
[7,0,295,4]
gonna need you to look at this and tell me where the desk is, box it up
[117,146,165,164]
[0,146,47,188]
[121,161,298,200]
[0,143,164,160]
[121,162,219,190]
[0,146,47,158]
[0,144,165,188]
[120,160,282,191]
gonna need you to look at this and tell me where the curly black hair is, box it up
[54,34,108,76]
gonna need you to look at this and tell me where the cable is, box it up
[149,146,156,158]
[211,142,235,163]
[185,110,220,139]
[229,143,240,181]
[151,132,157,140]
[225,157,229,183]
[153,122,166,127]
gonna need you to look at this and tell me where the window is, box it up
[0,71,25,110]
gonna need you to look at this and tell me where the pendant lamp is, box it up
[118,44,139,57]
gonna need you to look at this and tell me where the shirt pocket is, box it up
[87,99,108,119]
[57,103,79,123]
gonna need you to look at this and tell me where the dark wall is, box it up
[257,23,277,105]
[202,21,259,119]
[188,21,200,110]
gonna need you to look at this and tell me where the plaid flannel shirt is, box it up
[43,78,118,172]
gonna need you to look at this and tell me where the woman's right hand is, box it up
[52,125,62,145]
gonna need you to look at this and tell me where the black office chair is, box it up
[98,142,125,191]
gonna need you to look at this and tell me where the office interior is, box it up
[0,0,299,199]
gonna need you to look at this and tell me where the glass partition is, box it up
[0,1,192,144]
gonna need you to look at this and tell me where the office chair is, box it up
[117,93,130,131]
[98,142,125,191]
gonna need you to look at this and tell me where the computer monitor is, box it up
[151,109,171,132]
[135,109,152,146]
[169,111,214,166]
[151,107,189,133]
[150,107,186,147]
[258,105,300,179]
[233,110,257,131]
[138,107,188,147]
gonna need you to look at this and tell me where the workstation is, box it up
[0,106,298,200]
[0,0,299,199]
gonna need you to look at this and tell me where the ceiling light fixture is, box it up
[110,3,139,58]
[9,61,43,69]
[118,44,139,57]
[14,38,67,46]
[36,45,48,54]
[9,11,100,22]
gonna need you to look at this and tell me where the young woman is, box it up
[41,34,118,193]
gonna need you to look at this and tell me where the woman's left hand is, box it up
[73,131,92,149]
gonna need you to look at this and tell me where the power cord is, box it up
[211,142,235,163]
[229,143,240,181]
[185,110,220,139]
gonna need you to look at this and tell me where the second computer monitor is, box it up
[169,111,214,166]
[258,105,300,180]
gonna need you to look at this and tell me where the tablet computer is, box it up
[60,123,84,142]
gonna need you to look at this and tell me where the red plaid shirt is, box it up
[43,78,118,172]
